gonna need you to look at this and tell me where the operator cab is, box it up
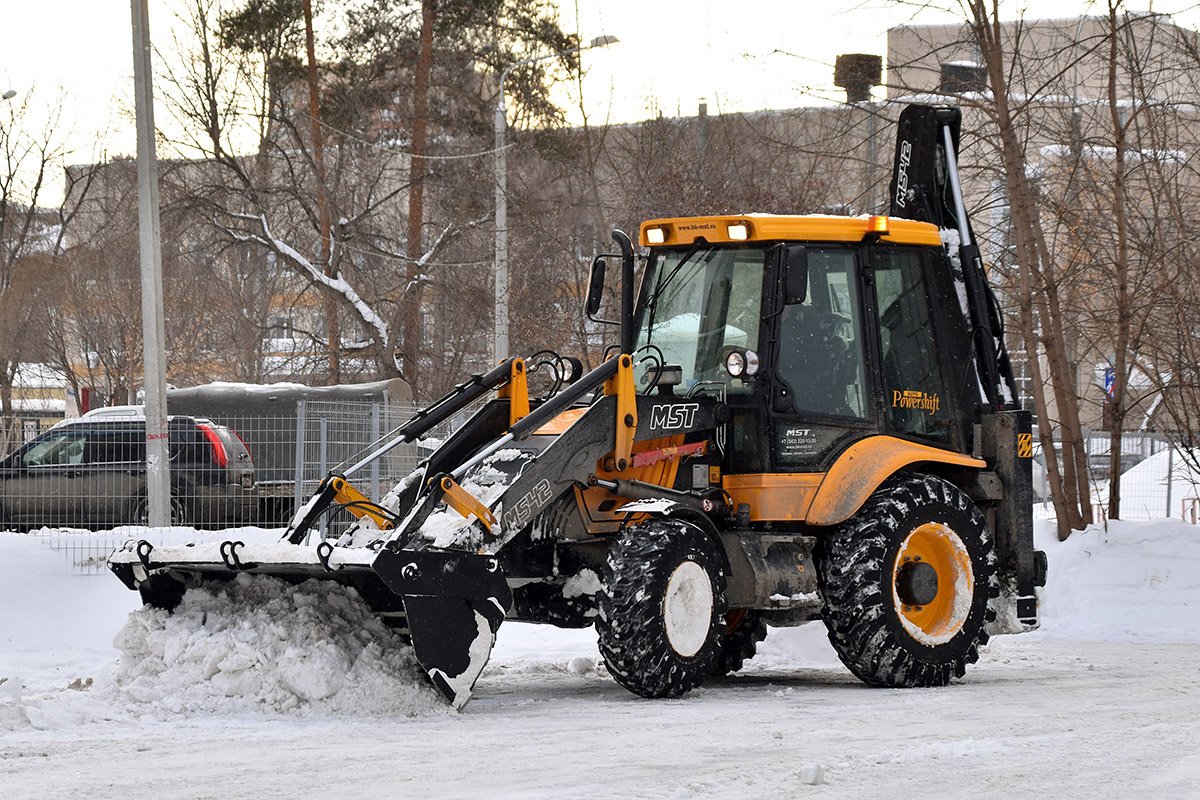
[629,215,981,474]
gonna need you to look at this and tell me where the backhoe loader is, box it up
[110,104,1046,708]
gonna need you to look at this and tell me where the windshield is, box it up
[635,245,766,394]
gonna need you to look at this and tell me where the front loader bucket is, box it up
[373,547,511,709]
[108,540,512,710]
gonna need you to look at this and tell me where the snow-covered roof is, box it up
[9,397,66,413]
[13,363,68,389]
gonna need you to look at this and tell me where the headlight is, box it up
[744,349,760,376]
[725,350,747,377]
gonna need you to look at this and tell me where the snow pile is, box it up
[99,574,449,719]
[1034,518,1200,641]
[4,515,1200,737]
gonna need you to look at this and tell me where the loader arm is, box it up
[110,350,662,710]
[283,356,533,544]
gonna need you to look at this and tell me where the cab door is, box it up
[769,246,875,471]
[868,244,975,451]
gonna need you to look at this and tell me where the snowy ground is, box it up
[2,520,1199,799]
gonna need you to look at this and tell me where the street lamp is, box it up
[494,34,618,364]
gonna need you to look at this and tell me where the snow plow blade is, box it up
[108,540,512,710]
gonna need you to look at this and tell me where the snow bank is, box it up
[1089,448,1200,520]
[1033,518,1200,641]
[0,532,135,653]
[3,514,1200,734]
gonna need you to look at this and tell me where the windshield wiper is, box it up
[644,241,709,336]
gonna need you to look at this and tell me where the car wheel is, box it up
[132,495,188,527]
[817,473,998,688]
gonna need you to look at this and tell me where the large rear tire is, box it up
[598,518,727,698]
[817,473,997,688]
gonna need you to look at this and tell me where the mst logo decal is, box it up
[649,403,699,431]
[894,140,912,208]
[501,478,553,532]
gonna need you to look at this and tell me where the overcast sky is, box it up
[0,0,1188,201]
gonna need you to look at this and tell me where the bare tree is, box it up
[883,2,1200,532]
[0,91,98,445]
[149,0,582,399]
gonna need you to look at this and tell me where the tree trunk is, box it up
[303,0,339,384]
[403,0,436,396]
[1105,1,1131,521]
[967,0,1093,540]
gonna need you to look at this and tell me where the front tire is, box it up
[598,518,728,698]
[817,473,997,688]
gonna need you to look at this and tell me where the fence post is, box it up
[1166,444,1174,519]
[318,416,328,538]
[370,401,381,501]
[294,399,306,515]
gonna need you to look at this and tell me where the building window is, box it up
[268,315,295,340]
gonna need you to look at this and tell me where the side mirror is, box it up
[584,253,621,325]
[585,256,606,317]
[784,245,808,305]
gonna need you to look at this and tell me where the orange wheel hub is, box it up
[891,522,974,644]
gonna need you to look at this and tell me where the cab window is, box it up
[873,248,952,442]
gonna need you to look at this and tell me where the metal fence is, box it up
[29,529,125,576]
[5,410,1198,575]
[0,401,464,572]
[1033,429,1200,521]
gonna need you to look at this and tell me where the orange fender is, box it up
[806,436,985,526]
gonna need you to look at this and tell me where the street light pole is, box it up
[493,34,617,365]
[493,85,510,365]
[131,0,171,529]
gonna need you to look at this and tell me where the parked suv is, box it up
[0,413,256,531]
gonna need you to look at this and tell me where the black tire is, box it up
[597,518,728,698]
[817,473,998,688]
[132,495,188,527]
[708,610,768,676]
